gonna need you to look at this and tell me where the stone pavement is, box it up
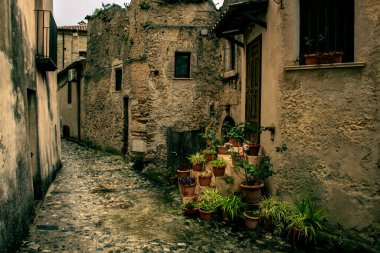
[18,140,305,253]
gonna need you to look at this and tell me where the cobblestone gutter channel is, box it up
[18,140,305,253]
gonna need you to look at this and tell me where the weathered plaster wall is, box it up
[255,0,379,243]
[0,0,61,251]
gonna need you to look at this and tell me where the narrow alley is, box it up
[17,141,302,253]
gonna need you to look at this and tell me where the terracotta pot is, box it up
[217,146,228,155]
[229,139,239,147]
[245,144,260,156]
[182,207,199,217]
[198,174,212,186]
[212,166,226,177]
[240,183,264,204]
[199,209,214,221]
[203,153,215,162]
[181,184,196,197]
[231,155,244,166]
[319,51,344,64]
[192,163,203,171]
[304,53,319,65]
[243,211,260,229]
[177,170,190,178]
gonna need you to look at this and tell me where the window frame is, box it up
[174,52,191,78]
[299,0,354,64]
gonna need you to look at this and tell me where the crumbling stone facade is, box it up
[0,0,61,251]
[84,1,240,175]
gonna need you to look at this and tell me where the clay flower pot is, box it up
[240,183,264,204]
[217,145,228,155]
[229,139,240,147]
[182,207,199,217]
[177,169,190,178]
[181,184,196,197]
[198,174,212,187]
[199,209,214,221]
[243,211,260,229]
[192,163,204,171]
[203,153,215,162]
[245,144,260,156]
[212,166,226,177]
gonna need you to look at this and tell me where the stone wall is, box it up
[57,30,87,70]
[0,0,61,251]
[83,1,239,175]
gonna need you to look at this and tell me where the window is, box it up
[300,0,354,63]
[115,68,122,91]
[225,40,235,71]
[174,52,191,78]
[79,51,87,58]
[67,82,72,104]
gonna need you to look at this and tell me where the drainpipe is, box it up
[62,31,65,69]
[76,63,81,142]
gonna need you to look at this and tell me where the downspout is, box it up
[76,63,81,142]
[62,31,65,69]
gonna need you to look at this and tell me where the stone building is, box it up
[57,22,87,141]
[214,0,379,246]
[0,0,61,251]
[83,0,239,175]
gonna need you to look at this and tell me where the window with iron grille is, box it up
[300,0,354,63]
[174,52,191,78]
[115,68,122,91]
[67,82,72,104]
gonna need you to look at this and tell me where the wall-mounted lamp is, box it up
[273,0,284,9]
[200,28,208,36]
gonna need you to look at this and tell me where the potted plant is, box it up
[226,149,243,166]
[189,153,206,171]
[177,167,190,178]
[202,148,216,162]
[235,155,273,204]
[259,196,294,235]
[243,210,261,230]
[197,188,222,221]
[181,196,199,216]
[217,142,231,155]
[226,122,256,147]
[220,193,247,221]
[200,128,221,149]
[244,142,261,156]
[303,35,344,65]
[198,170,212,187]
[209,158,227,177]
[286,196,327,245]
[178,176,196,197]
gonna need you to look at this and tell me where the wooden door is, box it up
[246,36,262,143]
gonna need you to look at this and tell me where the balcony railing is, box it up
[36,10,57,71]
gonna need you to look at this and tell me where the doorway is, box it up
[27,89,42,199]
[245,35,262,143]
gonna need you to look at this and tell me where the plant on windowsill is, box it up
[235,155,273,204]
[189,152,206,171]
[209,158,227,177]
[303,35,343,65]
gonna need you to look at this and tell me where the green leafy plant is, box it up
[235,155,273,185]
[178,176,196,186]
[220,194,248,221]
[139,1,151,9]
[202,148,217,155]
[225,122,257,144]
[245,210,260,217]
[209,158,227,167]
[198,188,222,212]
[188,153,206,164]
[287,196,327,244]
[260,196,295,235]
[181,196,198,210]
[200,128,222,148]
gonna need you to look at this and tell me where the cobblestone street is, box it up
[18,140,304,253]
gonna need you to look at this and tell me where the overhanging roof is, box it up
[213,0,268,37]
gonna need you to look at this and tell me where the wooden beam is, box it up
[245,14,267,29]
[226,37,244,48]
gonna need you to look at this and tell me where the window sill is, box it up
[284,62,365,71]
[172,77,194,80]
[221,70,238,80]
